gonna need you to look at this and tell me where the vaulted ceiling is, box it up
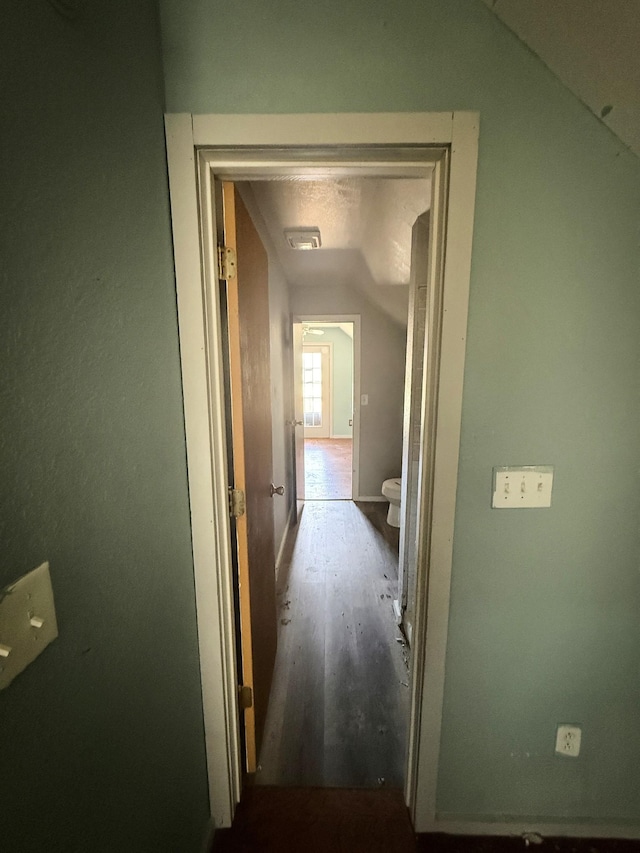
[481,0,640,158]
[243,176,431,325]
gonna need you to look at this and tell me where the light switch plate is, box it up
[492,466,554,508]
[0,562,58,690]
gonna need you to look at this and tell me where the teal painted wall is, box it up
[160,0,640,825]
[0,3,209,850]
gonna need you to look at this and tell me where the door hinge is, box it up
[238,684,253,710]
[218,245,237,280]
[229,487,246,518]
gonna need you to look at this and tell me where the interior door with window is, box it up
[302,344,331,438]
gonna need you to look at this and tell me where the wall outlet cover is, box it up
[555,724,582,758]
[0,562,58,690]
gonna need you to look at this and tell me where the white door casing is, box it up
[164,112,479,831]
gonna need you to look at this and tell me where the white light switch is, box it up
[492,466,554,508]
[360,394,368,406]
[0,562,58,690]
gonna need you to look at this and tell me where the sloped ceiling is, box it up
[244,176,431,326]
[481,0,640,158]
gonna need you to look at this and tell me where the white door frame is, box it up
[164,112,479,831]
[298,314,360,499]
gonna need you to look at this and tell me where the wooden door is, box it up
[292,321,305,521]
[221,181,277,773]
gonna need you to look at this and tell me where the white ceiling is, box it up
[481,0,640,158]
[243,176,431,326]
[303,321,354,339]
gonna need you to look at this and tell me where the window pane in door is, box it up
[302,351,324,428]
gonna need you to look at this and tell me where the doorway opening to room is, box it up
[215,168,435,793]
[301,320,354,501]
[221,171,431,792]
[165,112,479,830]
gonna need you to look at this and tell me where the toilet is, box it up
[381,477,402,527]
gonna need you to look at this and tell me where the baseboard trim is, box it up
[402,613,414,648]
[275,503,294,579]
[418,817,640,840]
[392,598,402,624]
[330,434,353,439]
[356,495,386,502]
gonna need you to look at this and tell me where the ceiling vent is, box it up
[284,227,322,250]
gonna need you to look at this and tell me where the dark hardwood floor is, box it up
[212,786,415,852]
[213,786,640,852]
[218,503,640,851]
[255,500,408,788]
[304,438,353,500]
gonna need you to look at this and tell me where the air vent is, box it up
[284,228,322,250]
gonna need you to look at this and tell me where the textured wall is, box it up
[0,2,209,850]
[159,0,640,827]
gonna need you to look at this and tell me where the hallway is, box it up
[256,500,408,788]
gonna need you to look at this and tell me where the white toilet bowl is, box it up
[381,477,402,527]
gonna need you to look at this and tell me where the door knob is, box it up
[270,484,285,497]
[286,419,304,427]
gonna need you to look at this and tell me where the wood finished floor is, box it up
[304,438,353,500]
[213,787,415,852]
[213,787,640,852]
[255,500,408,789]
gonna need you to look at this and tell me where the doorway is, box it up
[229,167,431,794]
[231,168,422,790]
[165,111,479,831]
[263,296,403,787]
[301,320,355,501]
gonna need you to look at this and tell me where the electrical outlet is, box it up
[555,724,581,758]
[0,562,58,690]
